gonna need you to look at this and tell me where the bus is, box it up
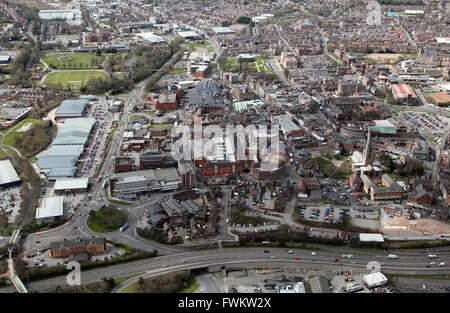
[97,176,102,183]
[119,222,128,232]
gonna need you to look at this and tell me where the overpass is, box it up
[7,229,28,293]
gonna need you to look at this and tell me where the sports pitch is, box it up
[43,52,105,70]
[44,70,108,89]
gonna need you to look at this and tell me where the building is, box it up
[211,27,235,35]
[109,168,181,198]
[52,118,95,146]
[273,114,302,136]
[55,98,90,119]
[35,196,64,222]
[135,32,165,44]
[115,157,134,173]
[50,237,107,258]
[277,282,305,293]
[178,161,196,189]
[0,159,21,188]
[362,272,388,288]
[140,153,177,170]
[155,93,177,111]
[54,178,89,193]
[39,10,82,24]
[369,120,396,135]
[391,84,418,105]
[177,31,201,40]
[0,55,11,64]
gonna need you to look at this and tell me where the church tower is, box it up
[362,127,371,165]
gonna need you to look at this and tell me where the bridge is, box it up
[7,229,28,293]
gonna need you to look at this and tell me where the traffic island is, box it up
[87,206,127,233]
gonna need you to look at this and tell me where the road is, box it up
[1,246,448,293]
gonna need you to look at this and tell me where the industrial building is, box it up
[135,32,165,44]
[0,159,21,188]
[35,196,64,222]
[211,27,235,35]
[54,178,89,193]
[52,118,95,146]
[55,98,90,119]
[177,30,201,40]
[38,10,82,24]
[36,118,95,179]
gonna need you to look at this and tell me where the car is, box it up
[350,261,357,264]
[35,241,40,243]
[311,252,317,255]
[288,250,293,254]
[438,262,446,267]
[81,226,85,230]
[295,257,300,260]
[430,262,436,265]
[270,256,277,259]
[333,259,339,263]
[163,264,168,268]
[264,250,270,253]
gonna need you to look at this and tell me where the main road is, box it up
[1,246,449,293]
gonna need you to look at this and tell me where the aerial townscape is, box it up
[0,0,449,299]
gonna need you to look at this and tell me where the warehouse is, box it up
[359,233,385,243]
[211,27,235,35]
[55,98,90,119]
[54,177,89,193]
[52,118,95,146]
[35,155,78,177]
[273,114,302,136]
[135,32,165,44]
[47,144,84,157]
[38,9,82,24]
[35,196,64,222]
[363,272,388,288]
[177,30,201,40]
[0,159,21,189]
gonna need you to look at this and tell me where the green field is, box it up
[44,70,108,89]
[0,118,46,145]
[43,52,105,70]
[87,207,127,233]
[188,42,209,47]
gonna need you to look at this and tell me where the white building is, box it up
[363,272,388,288]
[35,196,64,222]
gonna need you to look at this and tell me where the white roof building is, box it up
[35,196,64,220]
[359,233,385,242]
[363,272,388,288]
[54,178,89,191]
[0,159,21,187]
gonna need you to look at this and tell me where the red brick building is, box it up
[50,237,107,258]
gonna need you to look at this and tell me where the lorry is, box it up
[388,254,399,259]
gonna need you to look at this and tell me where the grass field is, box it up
[113,273,145,286]
[188,42,209,47]
[1,118,46,145]
[44,70,108,89]
[43,52,105,70]
[87,207,127,233]
[121,282,136,293]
